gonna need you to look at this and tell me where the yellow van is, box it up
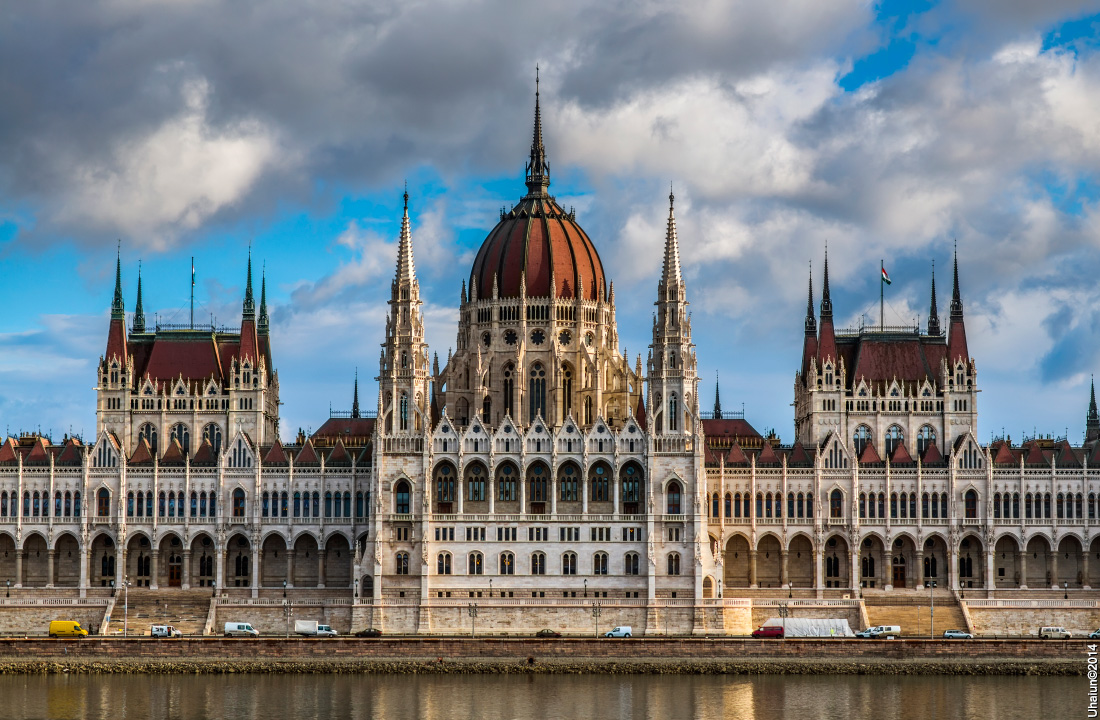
[48,621,89,638]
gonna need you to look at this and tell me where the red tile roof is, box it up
[327,439,352,466]
[991,441,1016,466]
[701,418,762,442]
[920,441,944,465]
[890,440,914,465]
[1024,441,1047,466]
[129,437,154,465]
[160,438,186,466]
[0,438,18,464]
[756,442,780,466]
[312,417,375,445]
[192,439,218,465]
[295,439,320,465]
[859,442,882,465]
[25,437,50,464]
[56,438,84,466]
[635,395,647,432]
[262,440,288,466]
[726,441,749,465]
[142,335,224,383]
[787,441,814,467]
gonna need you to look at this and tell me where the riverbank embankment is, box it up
[0,638,1086,675]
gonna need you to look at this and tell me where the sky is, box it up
[2,0,1100,446]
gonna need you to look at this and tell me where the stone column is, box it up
[948,546,959,591]
[79,544,89,599]
[916,551,925,588]
[287,550,296,589]
[748,550,757,588]
[1049,552,1058,589]
[214,545,224,593]
[14,550,22,588]
[814,547,824,597]
[251,546,260,598]
[182,550,191,590]
[317,549,326,589]
[46,550,55,588]
[851,548,860,591]
[780,550,789,587]
[985,550,995,592]
[1018,551,1027,589]
[1083,552,1091,590]
[150,551,159,590]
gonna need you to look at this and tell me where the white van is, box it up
[151,625,182,638]
[1039,626,1071,639]
[604,626,633,638]
[856,625,901,639]
[223,622,259,637]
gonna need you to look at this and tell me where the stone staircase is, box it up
[863,592,969,637]
[106,589,213,636]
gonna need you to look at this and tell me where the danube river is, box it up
[0,673,1080,719]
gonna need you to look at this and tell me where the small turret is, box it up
[132,263,146,333]
[927,260,940,336]
[1087,376,1099,445]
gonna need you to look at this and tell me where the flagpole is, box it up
[190,256,194,330]
[880,259,884,329]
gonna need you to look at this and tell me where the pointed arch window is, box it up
[399,393,409,431]
[202,424,222,455]
[853,425,871,456]
[885,425,903,456]
[529,364,547,420]
[139,423,158,454]
[917,426,936,457]
[668,394,679,432]
[395,480,411,515]
[562,364,573,418]
[503,364,515,418]
[666,481,682,515]
[170,423,190,455]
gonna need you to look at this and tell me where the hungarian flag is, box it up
[881,266,891,285]
[192,257,195,287]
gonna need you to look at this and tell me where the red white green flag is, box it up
[881,266,891,285]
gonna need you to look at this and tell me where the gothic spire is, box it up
[714,372,722,416]
[820,245,833,319]
[243,248,255,318]
[524,67,550,197]
[111,246,125,320]
[927,260,940,336]
[660,188,683,291]
[133,262,145,333]
[352,369,360,419]
[804,262,816,335]
[950,241,963,319]
[1088,376,1100,444]
[258,265,269,334]
[395,185,417,286]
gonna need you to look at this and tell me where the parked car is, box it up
[751,625,785,639]
[604,626,633,638]
[294,620,337,637]
[48,620,88,638]
[151,625,182,638]
[354,628,383,638]
[223,622,259,637]
[942,629,973,639]
[535,629,562,638]
[1039,626,1072,639]
[855,625,901,639]
[1089,629,1100,639]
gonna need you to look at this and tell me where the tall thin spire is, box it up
[395,186,417,285]
[258,265,269,334]
[661,187,683,290]
[243,248,255,317]
[111,245,125,320]
[525,67,550,197]
[950,240,963,319]
[133,262,145,333]
[804,261,816,335]
[820,244,832,318]
[352,369,360,419]
[927,259,941,336]
[713,372,722,416]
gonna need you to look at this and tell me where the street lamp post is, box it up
[583,578,586,598]
[718,578,722,599]
[1065,581,1069,600]
[788,581,793,599]
[489,578,493,598]
[5,579,8,598]
[283,580,289,638]
[467,603,478,638]
[929,580,936,638]
[592,601,602,638]
[123,580,131,637]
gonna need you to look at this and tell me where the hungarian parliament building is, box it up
[1,87,1098,631]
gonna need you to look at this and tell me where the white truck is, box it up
[294,620,338,637]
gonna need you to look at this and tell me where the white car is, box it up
[942,629,973,639]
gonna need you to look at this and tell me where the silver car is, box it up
[942,629,973,639]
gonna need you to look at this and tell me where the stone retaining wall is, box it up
[0,607,107,637]
[967,607,1100,636]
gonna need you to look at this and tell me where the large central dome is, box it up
[468,80,606,302]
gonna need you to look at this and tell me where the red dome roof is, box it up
[470,195,605,301]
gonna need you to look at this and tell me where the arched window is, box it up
[859,492,867,519]
[667,553,681,575]
[584,396,593,425]
[558,464,579,502]
[437,553,452,575]
[395,481,411,514]
[620,464,643,514]
[917,426,936,456]
[280,491,289,517]
[395,552,409,575]
[529,363,547,420]
[589,463,609,503]
[202,423,223,455]
[498,464,518,502]
[262,492,270,518]
[963,490,977,519]
[170,423,190,455]
[562,552,577,575]
[97,488,110,517]
[293,491,302,518]
[232,489,246,518]
[199,492,208,517]
[624,552,640,575]
[399,393,409,431]
[593,552,609,575]
[126,491,134,517]
[711,493,720,518]
[139,423,158,453]
[503,364,515,418]
[890,492,898,519]
[190,492,198,517]
[468,552,483,575]
[667,481,682,515]
[158,491,166,517]
[325,491,333,518]
[853,425,871,455]
[561,364,573,418]
[797,492,805,518]
[806,492,814,518]
[344,491,352,518]
[668,394,679,432]
[499,552,515,575]
[531,552,546,575]
[528,464,548,503]
[830,489,843,518]
[726,493,734,518]
[885,425,904,456]
[356,491,365,518]
[1043,492,1052,519]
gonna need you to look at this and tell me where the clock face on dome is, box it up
[504,330,517,345]
[531,329,545,346]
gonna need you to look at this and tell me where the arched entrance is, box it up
[158,534,184,588]
[821,535,848,589]
[324,534,352,588]
[190,534,216,587]
[920,535,948,589]
[788,534,816,588]
[756,535,782,588]
[957,535,984,589]
[226,534,252,588]
[1025,536,1052,588]
[91,534,116,588]
[293,535,319,587]
[1090,538,1100,589]
[261,534,288,587]
[126,534,153,587]
[724,535,750,588]
[994,535,1021,588]
[859,535,885,589]
[0,534,15,587]
[21,534,48,587]
[889,535,917,589]
[703,576,715,599]
[1057,536,1084,588]
[53,534,81,587]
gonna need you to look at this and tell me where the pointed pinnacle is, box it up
[951,240,963,318]
[133,263,145,333]
[820,245,832,317]
[111,246,125,319]
[661,189,683,288]
[243,249,255,316]
[805,261,816,334]
[396,189,417,285]
[928,259,941,336]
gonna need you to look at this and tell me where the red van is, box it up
[751,625,785,639]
